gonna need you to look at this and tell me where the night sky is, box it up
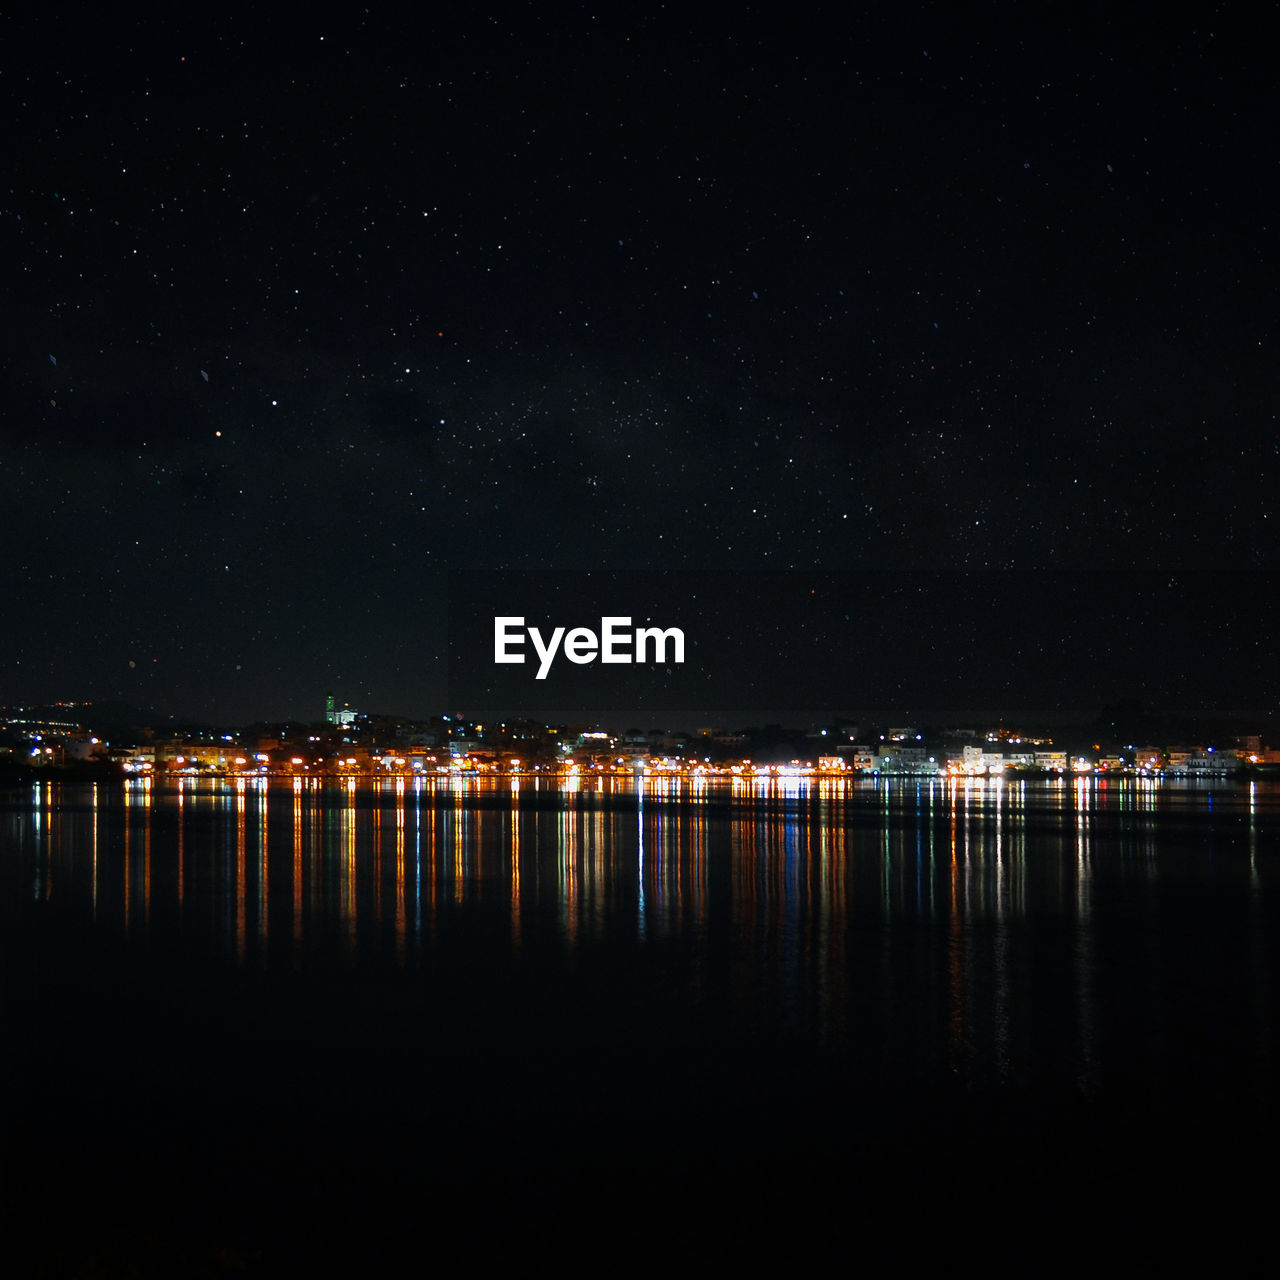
[4,6,1276,725]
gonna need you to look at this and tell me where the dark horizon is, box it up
[6,695,1277,748]
[5,567,1278,729]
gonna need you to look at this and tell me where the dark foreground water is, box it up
[3,774,1278,1274]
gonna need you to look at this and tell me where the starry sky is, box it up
[4,6,1276,725]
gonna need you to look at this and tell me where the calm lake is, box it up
[4,774,1277,1273]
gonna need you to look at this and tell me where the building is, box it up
[325,693,358,727]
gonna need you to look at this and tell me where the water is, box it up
[4,774,1277,1272]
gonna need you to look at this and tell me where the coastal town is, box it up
[5,695,1277,782]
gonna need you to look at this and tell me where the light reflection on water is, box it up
[6,773,1278,1098]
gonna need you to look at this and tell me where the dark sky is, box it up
[3,5,1276,725]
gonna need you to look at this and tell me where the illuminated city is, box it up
[5,696,1278,782]
[5,4,1278,1274]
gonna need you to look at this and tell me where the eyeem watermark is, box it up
[495,616,686,680]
